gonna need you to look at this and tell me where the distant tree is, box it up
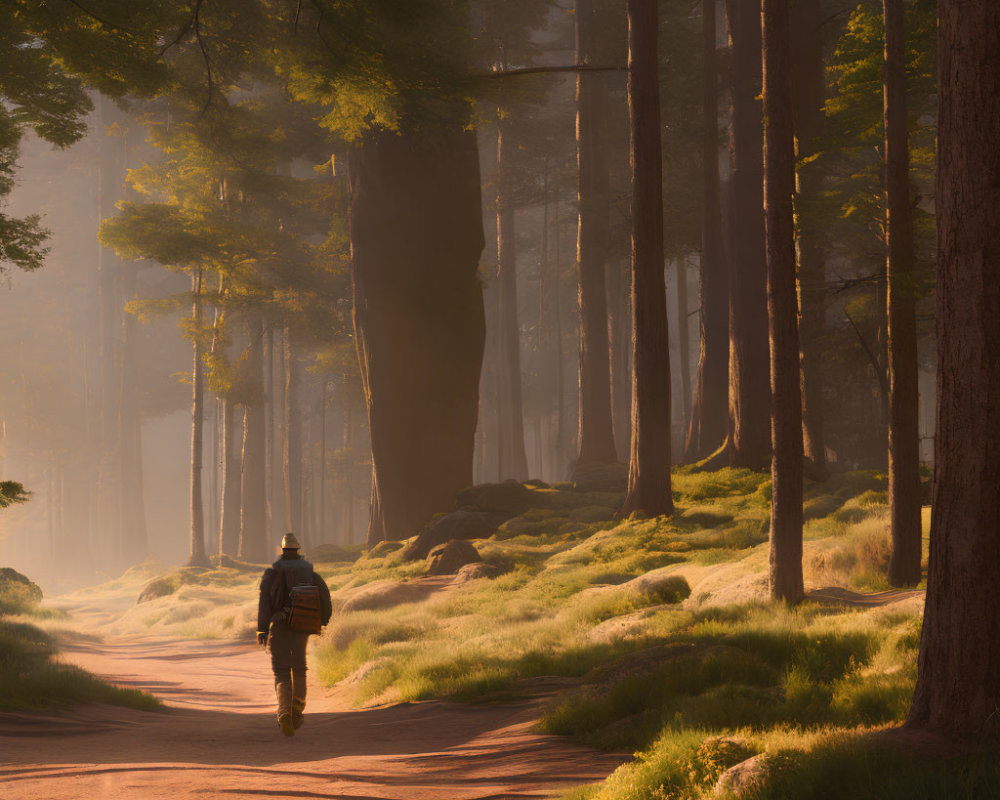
[883,0,921,588]
[790,0,828,480]
[0,481,30,509]
[685,0,729,462]
[724,0,771,471]
[622,0,673,518]
[907,0,1000,739]
[574,0,619,470]
[762,0,804,603]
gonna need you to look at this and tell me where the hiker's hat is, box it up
[281,533,301,551]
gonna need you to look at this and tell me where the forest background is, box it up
[0,0,937,588]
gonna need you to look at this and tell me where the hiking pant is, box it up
[269,619,310,713]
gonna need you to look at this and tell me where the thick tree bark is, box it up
[188,269,209,567]
[283,328,304,539]
[622,0,673,517]
[674,254,692,434]
[318,379,327,542]
[239,315,267,562]
[686,0,730,464]
[575,0,618,469]
[724,0,771,471]
[883,0,922,588]
[907,0,1000,739]
[495,118,530,481]
[790,0,828,479]
[763,0,804,604]
[218,398,241,556]
[350,124,486,546]
[607,257,631,463]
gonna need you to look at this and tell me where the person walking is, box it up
[257,533,333,736]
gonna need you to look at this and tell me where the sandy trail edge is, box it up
[0,634,629,800]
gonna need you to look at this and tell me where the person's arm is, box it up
[257,568,276,645]
[314,572,333,627]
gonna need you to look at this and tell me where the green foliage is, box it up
[0,3,92,271]
[0,481,29,509]
[0,566,42,615]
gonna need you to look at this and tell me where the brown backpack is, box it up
[273,559,323,635]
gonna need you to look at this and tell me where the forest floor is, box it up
[7,467,1000,799]
[0,623,628,799]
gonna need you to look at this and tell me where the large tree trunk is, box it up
[762,0,804,604]
[791,0,828,480]
[674,254,692,437]
[350,124,486,547]
[188,269,209,567]
[725,0,771,471]
[907,0,1000,739]
[283,328,304,540]
[239,315,267,562]
[685,0,730,464]
[97,96,123,564]
[622,0,673,517]
[575,0,618,469]
[118,260,147,564]
[883,0,922,588]
[607,257,631,463]
[495,118,530,481]
[218,398,241,556]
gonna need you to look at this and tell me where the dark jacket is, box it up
[257,554,333,634]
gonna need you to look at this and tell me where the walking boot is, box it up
[275,682,294,736]
[292,680,307,730]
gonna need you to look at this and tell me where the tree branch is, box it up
[485,64,626,78]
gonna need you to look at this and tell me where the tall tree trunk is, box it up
[909,0,1000,743]
[283,328,303,539]
[791,0,829,479]
[319,378,327,542]
[607,258,631,463]
[908,0,1000,738]
[575,0,618,469]
[553,193,571,478]
[496,117,530,481]
[239,315,267,562]
[883,0,922,588]
[686,0,730,463]
[97,96,123,564]
[725,0,771,471]
[350,124,486,546]
[188,268,208,567]
[763,0,804,604]
[674,254,692,436]
[263,325,275,544]
[622,0,673,517]
[342,370,355,545]
[218,398,241,556]
[118,260,147,564]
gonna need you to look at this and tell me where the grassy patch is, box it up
[0,619,160,711]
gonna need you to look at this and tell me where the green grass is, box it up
[0,619,160,711]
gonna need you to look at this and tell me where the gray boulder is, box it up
[714,754,774,798]
[456,480,535,515]
[402,510,503,561]
[426,540,482,576]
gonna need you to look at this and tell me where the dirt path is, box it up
[0,635,628,799]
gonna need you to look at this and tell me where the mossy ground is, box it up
[65,466,962,797]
